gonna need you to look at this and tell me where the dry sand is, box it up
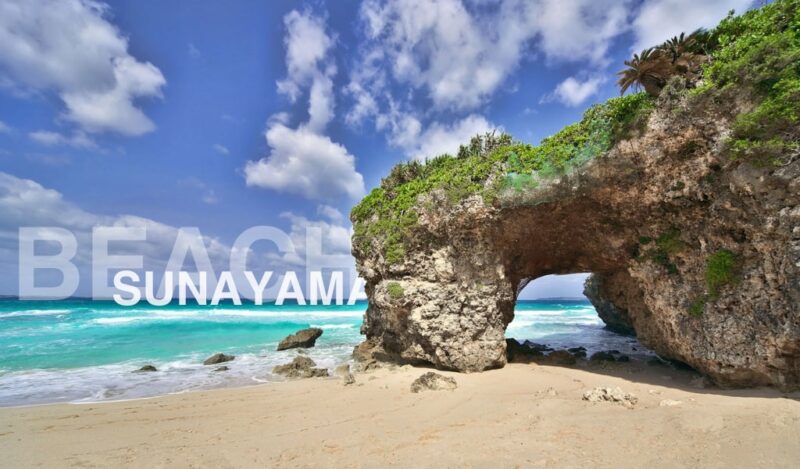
[1,360,799,468]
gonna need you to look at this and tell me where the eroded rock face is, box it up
[352,89,800,389]
[583,273,636,336]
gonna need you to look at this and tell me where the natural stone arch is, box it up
[352,92,800,389]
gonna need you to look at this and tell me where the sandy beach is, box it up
[2,360,799,468]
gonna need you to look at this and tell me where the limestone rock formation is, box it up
[334,364,356,386]
[583,387,638,408]
[351,81,799,389]
[277,328,323,351]
[583,274,636,335]
[272,356,329,379]
[410,372,458,393]
[351,4,800,389]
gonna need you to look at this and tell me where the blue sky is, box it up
[0,0,754,298]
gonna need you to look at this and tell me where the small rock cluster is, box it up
[272,356,329,379]
[582,386,638,409]
[410,372,458,393]
[506,339,633,366]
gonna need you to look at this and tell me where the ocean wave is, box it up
[0,346,355,407]
[309,323,356,329]
[0,309,72,318]
[91,317,153,325]
[93,308,365,319]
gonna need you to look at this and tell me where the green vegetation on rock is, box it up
[616,0,799,166]
[689,295,708,317]
[702,0,800,166]
[386,282,404,300]
[351,93,654,263]
[688,249,739,317]
[352,1,799,264]
[705,249,738,297]
[640,228,687,275]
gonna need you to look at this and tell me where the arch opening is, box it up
[505,273,656,363]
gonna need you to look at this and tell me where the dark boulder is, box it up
[543,350,577,365]
[203,353,235,365]
[135,365,157,372]
[506,338,544,363]
[568,347,588,358]
[590,351,617,362]
[277,328,323,351]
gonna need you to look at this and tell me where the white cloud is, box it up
[631,0,754,51]
[0,172,320,296]
[534,0,631,64]
[0,120,10,133]
[188,43,201,59]
[0,172,229,277]
[244,124,364,200]
[353,0,631,113]
[244,10,364,201]
[317,204,344,223]
[403,114,497,161]
[0,172,361,297]
[0,0,165,136]
[276,10,335,104]
[347,0,631,158]
[542,76,606,107]
[281,210,352,257]
[28,130,97,149]
[213,144,230,155]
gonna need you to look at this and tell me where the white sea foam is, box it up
[310,323,356,329]
[91,317,152,325]
[0,345,355,407]
[0,309,72,318]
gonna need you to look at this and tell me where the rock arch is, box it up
[352,98,800,390]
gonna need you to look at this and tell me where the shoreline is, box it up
[3,359,799,468]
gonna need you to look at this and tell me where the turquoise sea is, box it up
[0,299,648,406]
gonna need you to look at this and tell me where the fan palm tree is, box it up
[617,48,672,97]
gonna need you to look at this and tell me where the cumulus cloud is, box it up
[276,11,335,103]
[542,76,606,107]
[534,0,631,64]
[281,210,352,257]
[244,10,365,201]
[245,124,364,199]
[631,0,754,51]
[352,0,631,113]
[316,204,344,223]
[0,172,232,294]
[0,0,165,136]
[0,171,362,297]
[405,114,497,161]
[0,172,357,297]
[346,0,631,156]
[28,130,98,149]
